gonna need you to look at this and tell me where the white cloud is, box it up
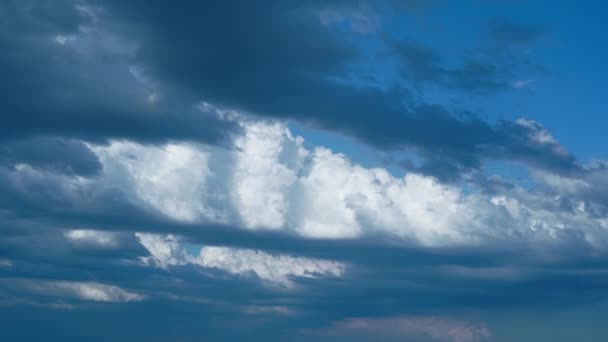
[89,120,608,249]
[195,246,344,287]
[231,121,305,229]
[534,171,590,194]
[135,233,188,268]
[64,229,118,247]
[135,233,345,287]
[52,281,144,302]
[292,149,480,243]
[21,279,144,303]
[512,79,535,89]
[93,141,226,222]
[54,34,76,45]
[514,119,569,156]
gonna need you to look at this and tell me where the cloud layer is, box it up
[2,1,608,341]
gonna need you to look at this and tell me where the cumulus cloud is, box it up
[90,121,606,249]
[231,122,305,229]
[93,141,221,222]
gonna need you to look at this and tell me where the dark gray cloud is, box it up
[90,0,574,178]
[2,210,608,341]
[409,117,580,181]
[0,137,101,176]
[0,0,238,145]
[535,160,608,216]
[0,0,574,178]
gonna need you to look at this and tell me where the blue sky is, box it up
[1,1,608,341]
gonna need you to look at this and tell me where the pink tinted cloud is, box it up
[320,316,491,342]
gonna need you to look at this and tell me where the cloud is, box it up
[83,121,601,249]
[0,120,599,251]
[135,233,345,287]
[0,0,572,186]
[242,305,295,316]
[93,141,220,222]
[51,281,145,302]
[195,246,345,287]
[64,229,119,247]
[0,137,102,176]
[135,233,189,268]
[316,316,491,342]
[533,160,608,218]
[512,79,535,89]
[489,119,579,174]
[0,0,237,145]
[0,122,607,340]
[0,2,607,340]
[15,279,144,302]
[88,0,570,179]
[320,5,378,34]
[231,122,304,229]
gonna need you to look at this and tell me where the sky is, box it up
[1,1,608,341]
